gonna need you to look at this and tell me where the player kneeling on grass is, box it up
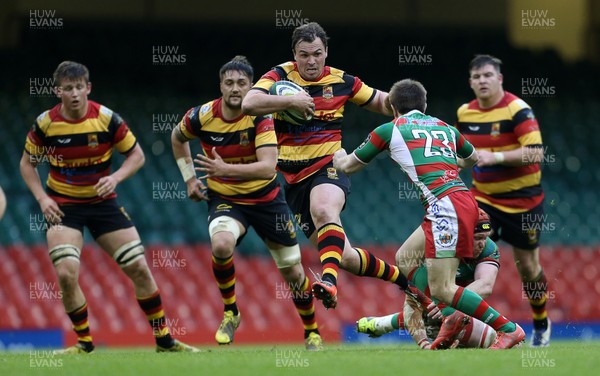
[333,78,525,349]
[357,209,499,349]
[171,56,323,351]
[20,61,198,354]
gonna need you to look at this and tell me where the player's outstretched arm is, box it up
[363,91,393,117]
[404,296,431,349]
[332,149,367,175]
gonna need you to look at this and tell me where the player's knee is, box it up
[49,244,81,267]
[209,216,240,257]
[123,259,153,283]
[113,240,145,268]
[310,204,338,225]
[269,244,301,269]
[54,263,79,288]
[428,284,452,304]
[211,233,236,258]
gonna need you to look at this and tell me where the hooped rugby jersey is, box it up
[24,101,137,204]
[353,110,475,207]
[456,91,544,212]
[178,98,279,204]
[253,61,377,184]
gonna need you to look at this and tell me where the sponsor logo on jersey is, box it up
[57,138,71,144]
[211,136,224,142]
[468,125,480,131]
[200,104,210,115]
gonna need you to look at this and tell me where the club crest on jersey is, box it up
[87,134,99,149]
[322,85,333,100]
[490,123,501,137]
[239,130,250,146]
[327,167,339,180]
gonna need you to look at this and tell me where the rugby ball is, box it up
[269,81,313,125]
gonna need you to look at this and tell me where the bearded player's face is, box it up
[220,70,251,110]
[293,38,328,81]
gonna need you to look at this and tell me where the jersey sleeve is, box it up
[24,111,49,156]
[353,122,394,164]
[252,68,283,93]
[178,106,202,141]
[346,74,377,106]
[254,115,277,149]
[511,100,543,147]
[450,126,475,159]
[475,237,501,268]
[110,111,137,154]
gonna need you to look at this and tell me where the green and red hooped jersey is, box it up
[353,110,476,207]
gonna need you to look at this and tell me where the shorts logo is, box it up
[287,219,297,239]
[527,228,537,245]
[239,130,250,147]
[120,207,131,221]
[327,167,339,180]
[435,232,454,248]
[216,203,232,212]
[490,123,501,137]
[322,85,333,100]
[88,134,99,149]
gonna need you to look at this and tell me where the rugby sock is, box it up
[355,247,404,287]
[450,286,516,333]
[317,223,345,286]
[523,270,549,330]
[289,276,319,338]
[67,302,94,352]
[137,290,174,348]
[212,254,238,315]
[375,313,401,332]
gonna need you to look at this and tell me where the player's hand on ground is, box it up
[95,176,118,198]
[186,178,208,202]
[332,149,348,170]
[289,91,314,120]
[39,197,64,225]
[194,148,229,179]
[427,302,443,320]
[475,150,497,167]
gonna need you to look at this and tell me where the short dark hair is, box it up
[389,79,427,114]
[53,61,89,86]
[291,22,329,52]
[469,54,502,74]
[219,55,253,82]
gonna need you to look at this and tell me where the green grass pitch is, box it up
[1,342,598,376]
